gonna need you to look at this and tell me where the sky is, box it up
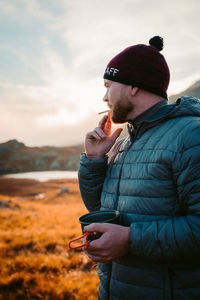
[0,0,200,146]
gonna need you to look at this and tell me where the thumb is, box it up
[84,223,108,233]
[110,128,123,143]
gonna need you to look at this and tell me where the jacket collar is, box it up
[127,99,168,141]
[128,99,168,127]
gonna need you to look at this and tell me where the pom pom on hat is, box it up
[103,36,170,99]
[149,36,164,51]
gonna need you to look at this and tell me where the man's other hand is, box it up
[84,223,130,263]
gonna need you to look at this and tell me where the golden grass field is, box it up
[0,178,99,300]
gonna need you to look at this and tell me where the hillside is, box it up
[169,80,200,102]
[0,139,84,175]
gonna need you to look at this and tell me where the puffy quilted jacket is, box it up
[78,97,200,300]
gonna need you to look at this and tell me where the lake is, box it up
[2,170,78,182]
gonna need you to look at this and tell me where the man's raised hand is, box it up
[85,112,123,160]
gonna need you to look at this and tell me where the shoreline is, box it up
[0,177,79,197]
[0,170,78,181]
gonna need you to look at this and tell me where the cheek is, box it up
[109,89,117,103]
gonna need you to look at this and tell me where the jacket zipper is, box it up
[113,126,140,211]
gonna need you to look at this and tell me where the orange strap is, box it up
[68,232,91,249]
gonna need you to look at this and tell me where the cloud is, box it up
[0,0,59,25]
[0,100,101,146]
[0,0,200,146]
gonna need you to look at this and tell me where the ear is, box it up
[131,87,139,96]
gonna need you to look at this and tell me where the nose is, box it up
[103,91,108,102]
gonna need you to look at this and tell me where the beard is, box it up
[111,97,133,124]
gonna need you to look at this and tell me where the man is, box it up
[78,36,200,300]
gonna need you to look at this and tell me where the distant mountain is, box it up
[0,139,84,175]
[169,80,200,102]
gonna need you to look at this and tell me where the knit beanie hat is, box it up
[103,36,170,99]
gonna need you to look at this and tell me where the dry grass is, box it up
[0,178,99,300]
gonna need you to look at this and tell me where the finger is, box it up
[86,239,104,252]
[86,131,102,141]
[85,250,110,263]
[110,128,123,143]
[98,114,108,130]
[94,127,106,139]
[84,248,99,257]
[104,112,112,136]
[85,252,102,262]
[85,223,108,233]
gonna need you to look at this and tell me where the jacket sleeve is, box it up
[129,124,200,262]
[78,153,108,212]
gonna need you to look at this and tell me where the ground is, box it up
[0,178,99,300]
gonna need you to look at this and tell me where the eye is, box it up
[104,81,110,89]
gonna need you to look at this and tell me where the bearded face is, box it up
[108,86,134,123]
[103,80,135,123]
[111,97,133,123]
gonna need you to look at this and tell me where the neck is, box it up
[127,89,165,120]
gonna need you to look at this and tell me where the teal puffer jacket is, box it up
[78,97,200,300]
